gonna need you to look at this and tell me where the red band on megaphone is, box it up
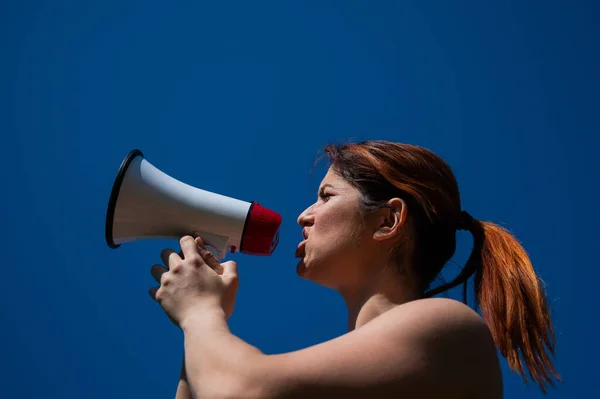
[240,203,282,255]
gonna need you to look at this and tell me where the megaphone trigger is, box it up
[191,231,229,261]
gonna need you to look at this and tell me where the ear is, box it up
[372,197,407,242]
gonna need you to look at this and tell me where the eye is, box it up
[319,191,333,201]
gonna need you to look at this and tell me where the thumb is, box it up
[221,261,239,282]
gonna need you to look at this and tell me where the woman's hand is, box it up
[149,236,239,326]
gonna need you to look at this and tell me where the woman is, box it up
[149,140,560,398]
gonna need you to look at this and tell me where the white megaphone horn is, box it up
[105,149,282,260]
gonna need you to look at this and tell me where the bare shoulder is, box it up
[252,297,502,399]
[377,297,499,363]
[385,297,501,361]
[385,297,489,331]
[382,297,503,397]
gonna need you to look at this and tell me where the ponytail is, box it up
[426,218,561,393]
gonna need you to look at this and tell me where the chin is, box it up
[296,257,316,278]
[296,259,308,277]
[296,257,339,289]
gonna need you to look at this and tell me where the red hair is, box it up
[320,140,560,392]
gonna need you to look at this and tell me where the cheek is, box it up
[315,209,363,251]
[302,211,367,287]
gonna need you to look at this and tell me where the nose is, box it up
[297,204,315,227]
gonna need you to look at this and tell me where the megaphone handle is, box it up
[205,245,222,261]
[193,231,228,261]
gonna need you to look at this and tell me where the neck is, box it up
[340,263,420,331]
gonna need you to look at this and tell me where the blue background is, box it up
[1,1,598,398]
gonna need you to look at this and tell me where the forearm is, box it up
[181,307,266,398]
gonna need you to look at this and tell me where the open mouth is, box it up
[295,240,306,258]
[296,228,309,258]
[296,229,307,258]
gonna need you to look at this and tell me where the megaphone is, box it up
[105,149,282,260]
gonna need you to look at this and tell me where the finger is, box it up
[179,236,199,260]
[148,286,159,301]
[160,248,181,269]
[150,264,169,284]
[222,260,238,277]
[222,261,239,285]
[194,235,208,251]
[194,237,223,273]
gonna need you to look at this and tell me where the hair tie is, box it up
[457,210,474,231]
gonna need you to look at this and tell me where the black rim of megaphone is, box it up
[105,149,144,249]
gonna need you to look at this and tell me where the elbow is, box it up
[192,371,276,399]
[189,376,243,399]
[188,353,283,399]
